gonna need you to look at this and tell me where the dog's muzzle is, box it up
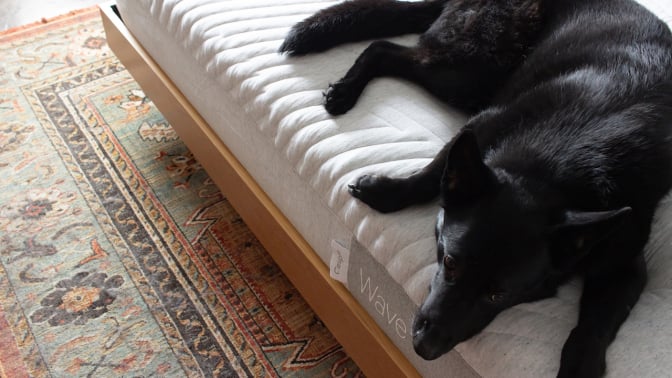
[412,315,451,360]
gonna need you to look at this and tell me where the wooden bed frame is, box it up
[99,3,420,377]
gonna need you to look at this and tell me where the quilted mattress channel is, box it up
[115,0,672,377]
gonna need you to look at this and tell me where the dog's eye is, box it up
[443,255,458,280]
[487,291,507,303]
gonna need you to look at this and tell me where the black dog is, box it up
[280,0,672,376]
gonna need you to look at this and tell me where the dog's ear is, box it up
[441,129,493,205]
[549,207,632,269]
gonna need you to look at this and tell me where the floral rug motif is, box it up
[0,8,361,377]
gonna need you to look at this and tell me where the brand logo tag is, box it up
[329,239,350,284]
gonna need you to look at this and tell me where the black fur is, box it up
[280,0,672,376]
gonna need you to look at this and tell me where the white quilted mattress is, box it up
[115,0,672,377]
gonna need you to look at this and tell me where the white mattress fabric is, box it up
[116,0,672,377]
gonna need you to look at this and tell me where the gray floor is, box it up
[1,0,102,31]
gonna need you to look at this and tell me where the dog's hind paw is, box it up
[278,19,334,56]
[278,27,310,56]
[278,29,306,56]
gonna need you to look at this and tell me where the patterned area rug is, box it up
[0,8,362,377]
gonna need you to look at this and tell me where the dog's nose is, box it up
[412,316,430,337]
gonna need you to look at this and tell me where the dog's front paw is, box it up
[324,81,361,115]
[348,174,407,213]
[557,329,606,378]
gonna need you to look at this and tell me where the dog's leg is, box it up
[279,0,446,56]
[325,41,495,115]
[325,40,413,115]
[322,0,545,115]
[558,253,647,378]
[349,138,453,212]
[349,126,489,212]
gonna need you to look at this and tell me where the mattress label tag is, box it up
[330,240,350,285]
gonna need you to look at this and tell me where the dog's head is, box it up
[412,130,630,360]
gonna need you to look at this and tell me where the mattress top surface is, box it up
[116,0,672,376]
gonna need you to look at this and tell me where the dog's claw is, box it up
[322,83,335,98]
